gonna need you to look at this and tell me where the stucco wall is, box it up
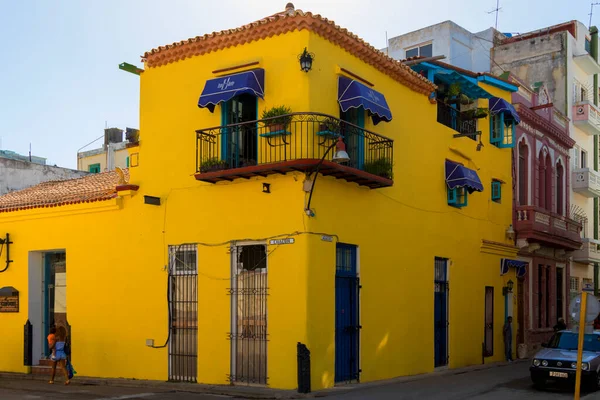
[387,21,495,72]
[0,157,88,195]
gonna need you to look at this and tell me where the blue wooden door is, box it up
[434,258,448,367]
[335,244,360,383]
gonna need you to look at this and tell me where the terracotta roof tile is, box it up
[0,169,129,213]
[141,7,436,96]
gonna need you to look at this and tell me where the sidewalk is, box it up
[0,359,529,399]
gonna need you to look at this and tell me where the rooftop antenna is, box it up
[488,0,501,31]
[590,2,600,29]
[29,143,31,162]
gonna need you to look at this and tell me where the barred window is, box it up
[169,244,197,274]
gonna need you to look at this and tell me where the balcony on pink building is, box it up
[573,101,600,135]
[514,206,583,251]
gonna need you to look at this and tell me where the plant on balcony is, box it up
[261,105,293,133]
[464,107,489,119]
[364,158,393,180]
[199,157,228,173]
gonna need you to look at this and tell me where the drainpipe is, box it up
[592,26,599,296]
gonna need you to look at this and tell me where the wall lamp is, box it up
[503,279,514,296]
[506,224,515,241]
[305,136,350,216]
[0,233,13,273]
[298,48,315,72]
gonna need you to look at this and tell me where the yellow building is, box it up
[0,4,522,391]
[77,128,139,173]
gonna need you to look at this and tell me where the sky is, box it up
[0,0,594,169]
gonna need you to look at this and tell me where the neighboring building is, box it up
[0,149,47,165]
[385,20,505,73]
[77,127,139,173]
[0,152,87,195]
[0,4,520,390]
[492,21,600,330]
[507,74,580,355]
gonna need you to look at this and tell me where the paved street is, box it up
[327,362,600,399]
[3,362,600,399]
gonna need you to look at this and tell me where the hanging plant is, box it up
[448,83,461,97]
[459,93,474,105]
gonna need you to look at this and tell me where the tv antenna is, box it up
[590,2,600,29]
[488,0,501,31]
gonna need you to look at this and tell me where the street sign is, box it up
[570,292,600,323]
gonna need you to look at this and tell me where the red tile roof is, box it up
[141,5,436,96]
[0,169,129,213]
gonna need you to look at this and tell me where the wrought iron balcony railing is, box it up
[195,112,394,188]
[437,102,478,140]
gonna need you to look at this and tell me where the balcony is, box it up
[514,206,582,250]
[437,102,479,139]
[572,238,600,264]
[195,112,394,188]
[572,102,600,135]
[573,53,600,76]
[572,168,600,197]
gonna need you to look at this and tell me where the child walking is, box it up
[48,329,70,385]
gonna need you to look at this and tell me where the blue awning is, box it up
[489,97,521,124]
[198,69,265,112]
[432,71,493,100]
[445,160,484,193]
[501,259,528,277]
[338,76,392,125]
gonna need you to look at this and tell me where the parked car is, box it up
[530,330,600,390]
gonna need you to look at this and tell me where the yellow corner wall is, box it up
[78,148,130,172]
[0,26,519,392]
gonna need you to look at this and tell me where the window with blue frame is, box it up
[447,187,467,208]
[491,180,502,203]
[490,113,514,148]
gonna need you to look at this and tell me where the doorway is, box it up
[222,94,258,169]
[43,252,67,356]
[484,287,494,357]
[230,244,268,385]
[168,245,198,383]
[340,107,365,170]
[335,243,360,383]
[434,257,449,367]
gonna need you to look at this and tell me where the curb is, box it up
[0,359,528,399]
[0,373,305,399]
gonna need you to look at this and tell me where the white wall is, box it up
[0,157,88,195]
[387,20,495,72]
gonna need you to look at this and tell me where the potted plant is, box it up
[199,157,228,173]
[459,93,474,105]
[319,117,340,134]
[474,107,488,119]
[262,105,293,133]
[364,158,393,180]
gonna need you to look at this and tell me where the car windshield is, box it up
[547,332,600,352]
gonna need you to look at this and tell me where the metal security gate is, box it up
[484,286,494,357]
[434,257,449,367]
[335,243,360,383]
[168,245,198,382]
[229,244,268,385]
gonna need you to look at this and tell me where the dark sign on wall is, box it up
[0,286,19,312]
